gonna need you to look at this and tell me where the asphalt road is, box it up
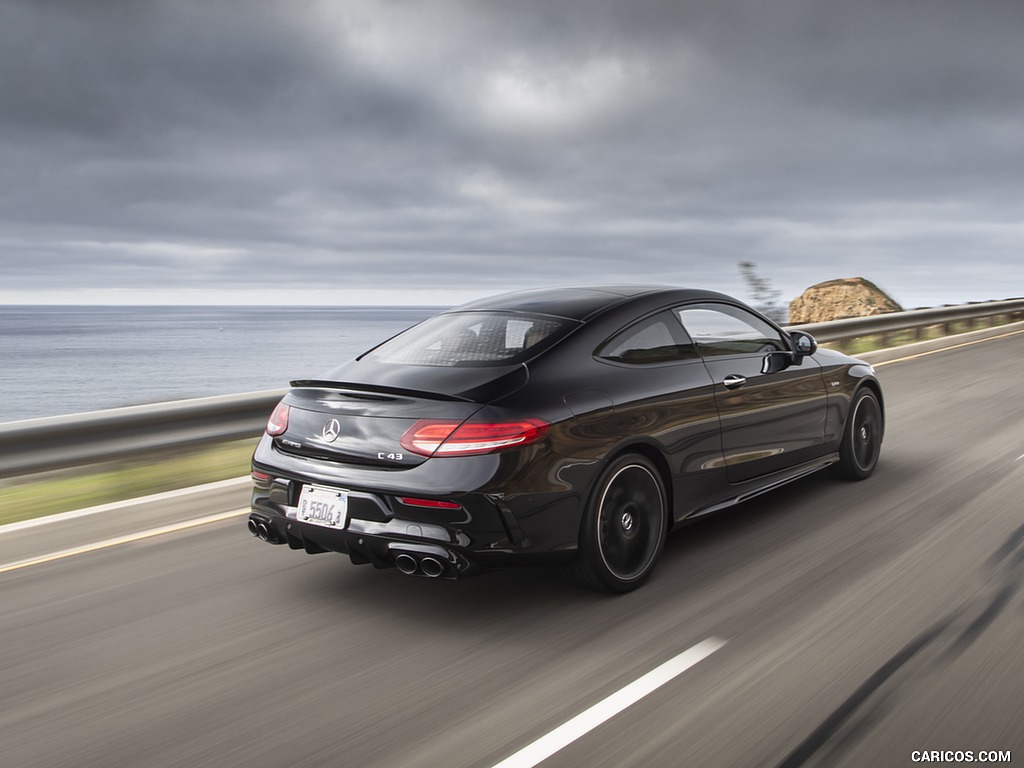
[2,328,1023,768]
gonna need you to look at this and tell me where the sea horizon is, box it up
[1,305,440,421]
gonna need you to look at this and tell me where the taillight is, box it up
[266,401,290,436]
[400,418,549,457]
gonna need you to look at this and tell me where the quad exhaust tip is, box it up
[391,549,451,578]
[248,516,277,543]
[395,553,419,575]
[420,556,445,578]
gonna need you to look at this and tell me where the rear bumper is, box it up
[247,502,486,578]
[248,446,586,577]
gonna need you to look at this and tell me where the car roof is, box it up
[446,284,726,321]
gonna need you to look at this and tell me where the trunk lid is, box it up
[275,363,529,468]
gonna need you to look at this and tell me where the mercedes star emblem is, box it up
[322,418,341,442]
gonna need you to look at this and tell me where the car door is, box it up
[676,303,828,484]
[588,310,724,486]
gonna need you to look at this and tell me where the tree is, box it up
[738,261,787,323]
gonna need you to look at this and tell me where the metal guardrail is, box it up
[0,390,285,479]
[1,298,1022,478]
[789,297,1024,343]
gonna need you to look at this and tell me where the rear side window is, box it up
[596,311,699,364]
[362,312,571,367]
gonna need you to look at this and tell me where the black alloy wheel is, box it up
[566,453,668,593]
[836,388,883,480]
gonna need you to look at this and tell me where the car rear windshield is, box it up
[361,311,572,367]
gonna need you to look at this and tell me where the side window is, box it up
[596,311,699,364]
[676,304,786,357]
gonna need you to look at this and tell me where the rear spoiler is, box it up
[288,379,472,403]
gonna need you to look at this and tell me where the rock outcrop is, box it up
[788,278,902,324]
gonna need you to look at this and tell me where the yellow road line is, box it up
[873,327,1024,367]
[0,476,251,535]
[0,508,250,575]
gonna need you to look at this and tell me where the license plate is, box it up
[296,485,349,529]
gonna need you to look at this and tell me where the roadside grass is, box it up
[836,328,947,356]
[0,438,257,526]
[821,318,1015,356]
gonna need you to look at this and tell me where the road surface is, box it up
[2,326,1023,767]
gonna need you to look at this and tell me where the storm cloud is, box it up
[2,0,1022,307]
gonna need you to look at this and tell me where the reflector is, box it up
[397,497,463,509]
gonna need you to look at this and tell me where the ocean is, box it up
[0,306,440,422]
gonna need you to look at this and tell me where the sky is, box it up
[1,0,1022,310]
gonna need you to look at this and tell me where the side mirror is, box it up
[761,351,793,374]
[790,330,817,357]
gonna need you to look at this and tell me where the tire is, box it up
[565,453,668,593]
[835,388,883,480]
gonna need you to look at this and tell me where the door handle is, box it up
[723,374,746,389]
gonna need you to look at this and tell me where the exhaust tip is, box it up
[395,553,419,575]
[420,556,445,578]
[257,523,270,541]
[247,519,260,537]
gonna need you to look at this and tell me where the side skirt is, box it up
[683,453,839,522]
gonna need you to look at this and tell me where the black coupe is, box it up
[248,285,883,592]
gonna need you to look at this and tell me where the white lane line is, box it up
[0,476,251,535]
[0,508,250,574]
[490,637,727,768]
[1017,454,1024,462]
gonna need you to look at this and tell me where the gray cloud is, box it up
[1,0,1022,308]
